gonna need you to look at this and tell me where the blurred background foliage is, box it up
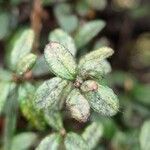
[0,0,150,149]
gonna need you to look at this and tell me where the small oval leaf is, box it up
[140,120,150,150]
[0,82,10,114]
[54,3,78,33]
[32,55,50,77]
[36,133,62,150]
[78,47,114,69]
[34,77,68,109]
[44,109,63,131]
[81,80,119,116]
[16,53,37,75]
[74,20,105,49]
[11,132,38,150]
[10,29,35,70]
[18,83,46,130]
[66,89,90,122]
[49,29,77,56]
[79,59,111,80]
[82,122,103,149]
[65,132,89,150]
[44,42,77,80]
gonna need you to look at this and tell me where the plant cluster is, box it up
[0,0,149,150]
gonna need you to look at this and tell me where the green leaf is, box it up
[36,133,62,150]
[81,80,119,116]
[78,47,114,69]
[91,113,118,139]
[132,84,150,106]
[140,120,150,150]
[3,83,18,150]
[10,28,35,71]
[16,53,37,75]
[44,42,77,80]
[74,20,105,49]
[44,109,63,131]
[32,55,50,77]
[18,83,46,130]
[82,122,103,149]
[0,11,10,40]
[87,0,107,11]
[112,130,140,150]
[49,28,77,56]
[34,77,68,109]
[66,89,90,122]
[54,3,78,33]
[0,68,12,82]
[11,132,38,150]
[78,59,111,80]
[0,82,10,114]
[64,132,89,150]
[57,82,73,109]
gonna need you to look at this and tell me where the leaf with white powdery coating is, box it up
[44,109,63,131]
[81,80,119,116]
[16,53,37,75]
[65,132,89,150]
[35,77,68,109]
[66,89,90,122]
[49,29,77,56]
[44,42,77,80]
[74,20,105,49]
[79,59,112,80]
[10,29,34,71]
[140,120,150,150]
[36,133,62,150]
[78,47,114,69]
[82,122,103,149]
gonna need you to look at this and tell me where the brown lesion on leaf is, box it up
[12,71,33,83]
[74,76,83,88]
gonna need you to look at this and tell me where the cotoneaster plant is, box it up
[35,41,119,122]
[34,40,119,149]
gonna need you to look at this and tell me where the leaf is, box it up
[44,42,77,80]
[0,82,10,114]
[82,122,103,149]
[10,28,35,71]
[49,28,77,56]
[140,120,150,150]
[87,0,107,11]
[66,89,90,122]
[78,47,114,69]
[132,84,150,106]
[18,83,46,130]
[0,11,10,40]
[32,55,50,77]
[3,83,18,150]
[78,59,111,80]
[16,53,37,75]
[64,132,89,150]
[91,113,118,139]
[74,20,105,49]
[57,82,73,109]
[54,3,78,33]
[81,80,119,116]
[44,109,63,131]
[0,68,12,82]
[112,131,140,150]
[11,132,38,150]
[36,133,62,150]
[34,77,68,109]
